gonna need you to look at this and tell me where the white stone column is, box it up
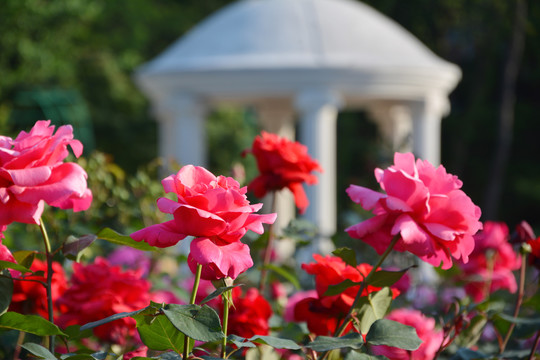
[410,93,449,166]
[256,102,296,238]
[154,95,208,169]
[295,89,343,260]
[367,102,413,154]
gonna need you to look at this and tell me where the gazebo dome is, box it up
[137,0,460,102]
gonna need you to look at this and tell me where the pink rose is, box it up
[346,152,482,269]
[0,238,15,263]
[131,165,276,280]
[0,120,92,227]
[371,308,443,360]
[457,221,521,302]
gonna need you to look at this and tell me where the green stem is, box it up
[333,235,400,338]
[39,218,55,354]
[259,191,277,292]
[221,288,231,359]
[183,264,202,359]
[500,249,527,354]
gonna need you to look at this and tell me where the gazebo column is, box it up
[367,102,414,155]
[410,93,449,166]
[295,89,343,260]
[155,95,208,168]
[256,102,296,237]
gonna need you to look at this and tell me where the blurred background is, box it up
[1,0,539,237]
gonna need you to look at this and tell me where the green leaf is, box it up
[163,304,224,342]
[200,285,240,305]
[12,250,37,268]
[96,227,159,252]
[63,234,97,262]
[345,352,389,360]
[21,342,57,360]
[365,319,421,350]
[60,325,93,341]
[228,334,257,348]
[80,308,146,331]
[306,333,364,352]
[247,335,301,350]
[355,287,393,334]
[325,279,361,297]
[450,348,488,360]
[134,312,184,352]
[262,264,301,290]
[0,311,67,336]
[0,260,31,273]
[0,270,13,315]
[333,247,357,267]
[367,266,415,288]
[157,352,183,360]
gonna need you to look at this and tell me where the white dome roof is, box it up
[140,0,453,73]
[136,0,460,104]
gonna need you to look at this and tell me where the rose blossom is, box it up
[0,238,15,263]
[371,308,443,360]
[457,221,521,302]
[243,131,322,214]
[221,287,272,338]
[292,255,400,336]
[131,165,276,280]
[57,257,151,345]
[0,120,92,228]
[346,152,482,269]
[9,259,67,318]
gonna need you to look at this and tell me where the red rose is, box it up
[244,131,322,214]
[0,120,92,228]
[9,259,67,318]
[457,221,521,302]
[222,287,272,339]
[292,255,399,336]
[346,152,482,269]
[131,165,276,280]
[528,236,540,270]
[57,257,151,345]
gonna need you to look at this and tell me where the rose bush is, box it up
[346,152,482,269]
[0,120,92,228]
[243,131,322,213]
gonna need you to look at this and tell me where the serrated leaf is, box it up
[325,279,361,297]
[365,319,421,350]
[305,333,364,352]
[157,352,183,360]
[21,342,57,360]
[355,287,393,334]
[228,334,257,348]
[262,264,301,290]
[0,312,67,336]
[80,308,146,331]
[0,270,13,315]
[12,250,37,268]
[96,227,158,252]
[134,313,184,352]
[200,285,240,305]
[333,247,357,267]
[368,266,415,288]
[60,324,93,341]
[163,304,224,342]
[0,260,31,273]
[63,235,97,262]
[248,335,301,350]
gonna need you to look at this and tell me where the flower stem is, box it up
[500,248,527,354]
[528,330,540,360]
[39,218,55,353]
[221,288,232,359]
[183,264,202,359]
[332,235,400,338]
[259,191,277,292]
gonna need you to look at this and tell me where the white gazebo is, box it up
[135,0,461,255]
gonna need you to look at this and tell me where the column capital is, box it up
[410,91,450,118]
[294,88,344,113]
